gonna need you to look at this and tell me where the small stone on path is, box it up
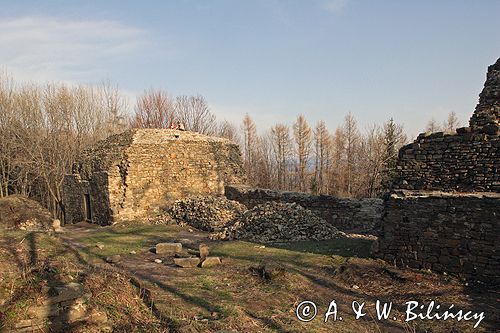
[201,257,222,268]
[105,255,121,263]
[174,257,200,268]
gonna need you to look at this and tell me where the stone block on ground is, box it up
[105,254,121,263]
[156,242,182,255]
[201,257,222,268]
[199,244,209,260]
[174,257,200,268]
[52,219,61,229]
[45,283,85,304]
[27,304,60,318]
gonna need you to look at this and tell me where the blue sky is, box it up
[1,0,499,137]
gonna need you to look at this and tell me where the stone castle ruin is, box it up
[376,58,500,284]
[62,129,244,225]
[60,60,499,284]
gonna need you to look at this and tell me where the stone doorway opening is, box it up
[83,194,92,222]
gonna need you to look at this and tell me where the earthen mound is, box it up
[0,195,53,230]
[210,201,345,243]
[169,196,247,231]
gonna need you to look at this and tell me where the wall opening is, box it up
[83,194,92,222]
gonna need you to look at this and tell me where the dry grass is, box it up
[0,195,53,229]
[1,224,497,333]
[0,230,167,332]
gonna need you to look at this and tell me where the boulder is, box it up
[199,244,210,260]
[174,257,200,268]
[201,257,222,268]
[156,242,182,254]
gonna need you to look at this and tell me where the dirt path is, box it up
[57,223,499,333]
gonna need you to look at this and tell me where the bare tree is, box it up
[443,111,461,132]
[342,113,361,196]
[99,80,129,135]
[175,95,217,135]
[312,120,331,194]
[328,127,346,196]
[216,120,239,142]
[425,118,441,133]
[0,72,128,218]
[293,114,312,192]
[270,123,292,190]
[254,133,275,189]
[241,114,258,185]
[132,89,175,128]
[361,125,384,197]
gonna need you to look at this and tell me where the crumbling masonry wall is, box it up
[376,58,500,284]
[378,191,499,283]
[225,185,383,232]
[63,129,244,225]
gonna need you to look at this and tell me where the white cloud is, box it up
[0,16,148,84]
[323,0,349,13]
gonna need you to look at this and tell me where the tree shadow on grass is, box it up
[267,238,374,258]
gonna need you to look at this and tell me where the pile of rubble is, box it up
[210,201,345,243]
[168,196,247,231]
[0,195,53,231]
[146,213,175,225]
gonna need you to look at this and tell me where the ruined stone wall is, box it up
[376,58,500,284]
[112,135,244,222]
[62,175,85,224]
[63,129,244,225]
[62,172,111,225]
[377,191,499,284]
[393,132,499,192]
[225,185,383,232]
[392,59,500,193]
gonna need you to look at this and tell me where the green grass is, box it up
[76,224,184,257]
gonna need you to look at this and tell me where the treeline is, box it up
[0,73,128,218]
[0,77,233,219]
[0,73,461,219]
[238,111,462,197]
[239,113,407,198]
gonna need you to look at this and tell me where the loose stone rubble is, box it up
[14,283,107,332]
[169,196,247,231]
[210,201,345,243]
[225,185,383,232]
[0,195,54,231]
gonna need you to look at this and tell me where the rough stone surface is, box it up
[210,201,345,243]
[377,59,500,284]
[469,58,500,133]
[62,129,245,225]
[169,195,247,231]
[225,185,382,232]
[156,242,182,255]
[105,255,122,264]
[201,257,222,267]
[377,191,499,283]
[15,283,99,332]
[46,283,85,304]
[392,58,500,193]
[0,195,53,231]
[199,244,210,261]
[174,257,200,268]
